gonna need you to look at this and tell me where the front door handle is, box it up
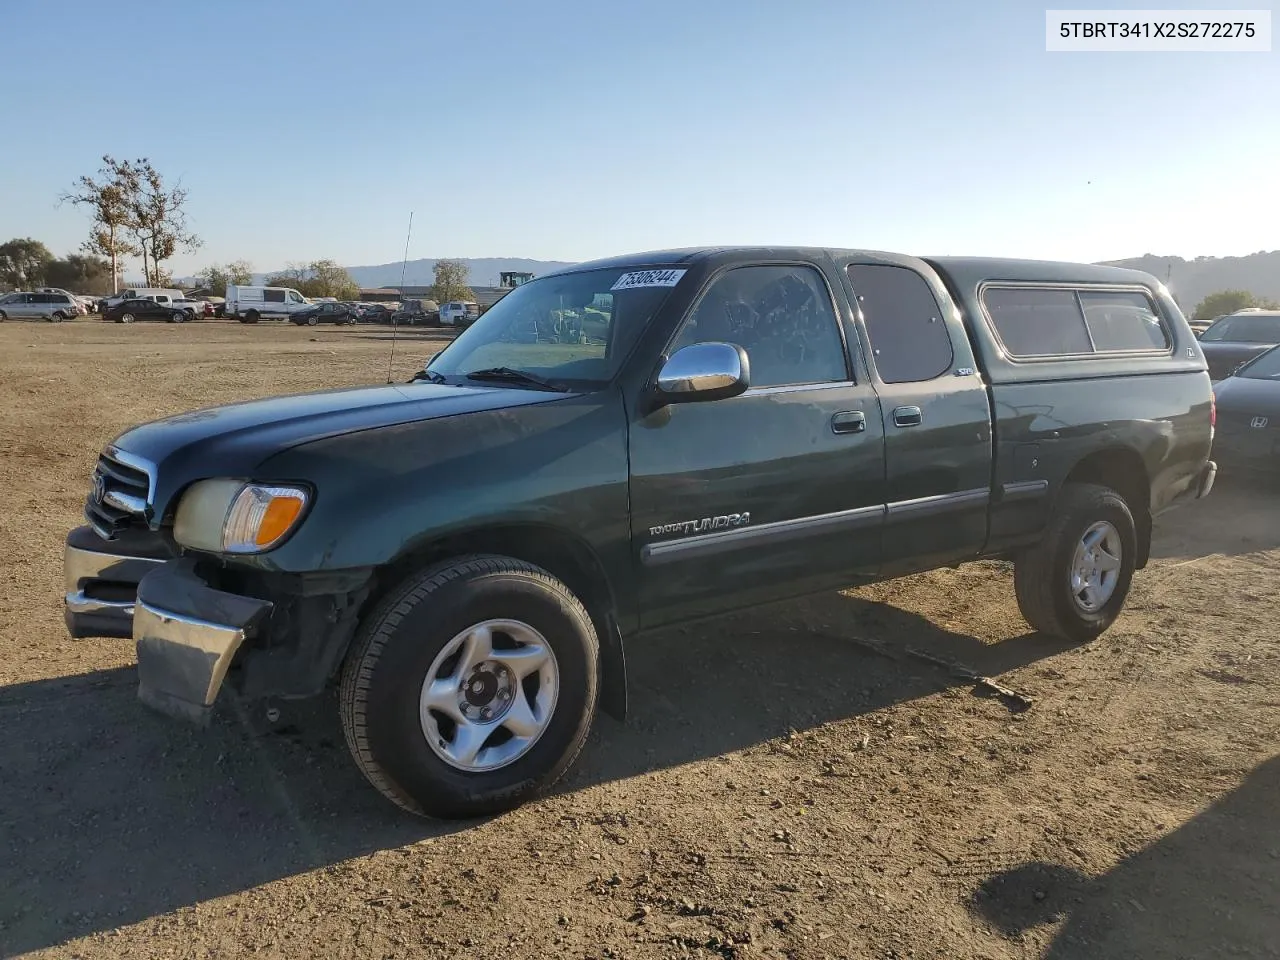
[831,410,866,435]
[892,405,923,428]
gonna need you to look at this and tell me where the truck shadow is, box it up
[1149,472,1280,561]
[965,753,1280,958]
[0,591,1063,956]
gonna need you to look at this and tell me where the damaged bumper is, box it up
[64,525,175,638]
[133,558,273,724]
[1196,459,1217,498]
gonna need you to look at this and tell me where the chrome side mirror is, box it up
[655,342,750,404]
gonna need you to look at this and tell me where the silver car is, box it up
[0,291,79,321]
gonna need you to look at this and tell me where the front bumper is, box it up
[133,557,273,725]
[64,525,176,638]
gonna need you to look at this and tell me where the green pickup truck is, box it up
[63,246,1217,819]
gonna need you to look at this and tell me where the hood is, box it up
[1213,375,1280,418]
[109,381,576,517]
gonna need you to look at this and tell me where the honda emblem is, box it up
[1251,416,1269,429]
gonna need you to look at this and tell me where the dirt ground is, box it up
[1,319,1277,960]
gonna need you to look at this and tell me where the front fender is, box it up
[244,391,633,587]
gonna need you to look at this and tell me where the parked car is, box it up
[439,299,479,328]
[0,291,80,321]
[103,297,188,323]
[358,304,395,323]
[1196,310,1280,380]
[290,302,358,325]
[62,246,1216,820]
[99,288,186,314]
[1210,343,1280,476]
[225,284,312,323]
[170,295,206,320]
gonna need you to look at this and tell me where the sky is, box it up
[1,0,1276,277]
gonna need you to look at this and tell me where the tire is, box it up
[306,315,318,326]
[118,313,135,324]
[168,311,184,323]
[245,310,260,324]
[0,311,6,322]
[339,554,600,819]
[1014,482,1137,643]
[51,311,68,322]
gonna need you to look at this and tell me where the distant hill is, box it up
[338,257,576,289]
[1099,251,1280,316]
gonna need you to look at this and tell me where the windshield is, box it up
[1238,345,1280,380]
[1199,314,1280,343]
[423,266,687,387]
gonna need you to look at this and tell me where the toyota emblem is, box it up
[1251,416,1269,429]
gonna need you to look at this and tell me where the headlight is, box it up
[173,480,311,554]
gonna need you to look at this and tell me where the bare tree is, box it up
[125,158,201,286]
[59,155,141,294]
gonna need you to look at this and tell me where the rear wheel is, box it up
[118,313,135,324]
[245,310,260,324]
[339,555,600,819]
[0,311,8,322]
[1014,482,1137,643]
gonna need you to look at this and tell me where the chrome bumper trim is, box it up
[134,600,249,709]
[65,591,134,617]
[64,541,167,596]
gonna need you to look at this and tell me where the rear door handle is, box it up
[831,410,866,435]
[892,405,923,428]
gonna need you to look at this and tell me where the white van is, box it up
[225,284,311,323]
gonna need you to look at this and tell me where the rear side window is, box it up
[847,264,954,383]
[265,289,286,303]
[982,288,1093,357]
[1079,290,1169,351]
[981,285,1172,359]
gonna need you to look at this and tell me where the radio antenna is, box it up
[386,210,414,383]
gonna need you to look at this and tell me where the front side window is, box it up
[265,289,286,303]
[425,266,683,388]
[847,263,954,383]
[668,264,847,388]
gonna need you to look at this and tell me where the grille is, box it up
[85,449,153,539]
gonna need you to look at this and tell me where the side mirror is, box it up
[655,342,750,404]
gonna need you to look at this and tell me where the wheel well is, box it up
[366,524,628,720]
[1063,448,1152,567]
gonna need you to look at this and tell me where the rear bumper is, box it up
[133,558,273,725]
[1196,459,1218,498]
[63,525,175,639]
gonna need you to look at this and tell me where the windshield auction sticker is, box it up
[611,269,687,291]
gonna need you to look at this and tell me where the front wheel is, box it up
[339,555,600,819]
[306,315,318,326]
[118,313,135,324]
[1014,482,1137,643]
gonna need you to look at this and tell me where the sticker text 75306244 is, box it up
[610,269,687,291]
